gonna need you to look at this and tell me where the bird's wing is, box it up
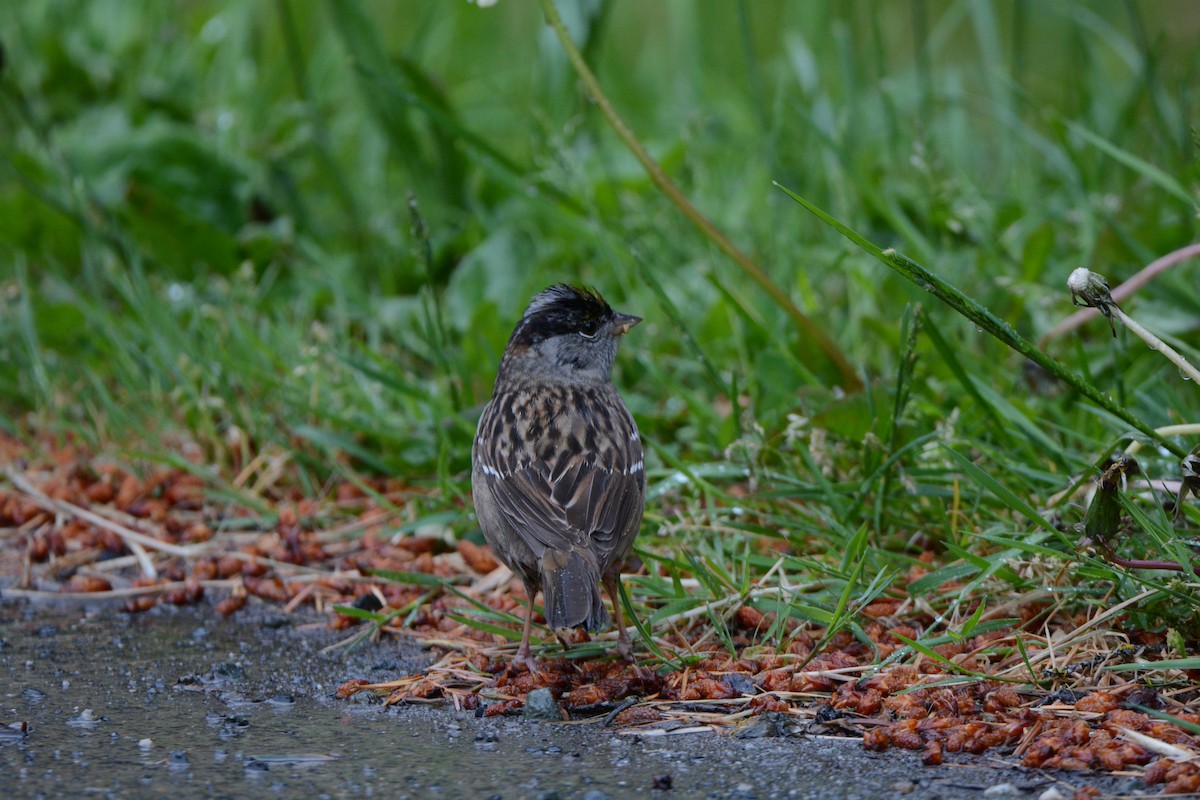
[476,386,644,561]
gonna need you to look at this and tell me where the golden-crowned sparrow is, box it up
[472,284,644,666]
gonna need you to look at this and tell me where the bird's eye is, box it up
[578,319,599,339]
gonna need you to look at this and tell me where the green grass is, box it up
[2,0,1199,655]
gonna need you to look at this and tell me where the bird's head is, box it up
[499,284,640,383]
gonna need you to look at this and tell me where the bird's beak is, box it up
[612,313,642,336]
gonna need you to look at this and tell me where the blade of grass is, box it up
[619,580,684,670]
[1105,657,1200,673]
[539,0,861,391]
[1067,121,1194,207]
[941,444,1062,536]
[890,631,999,679]
[1133,706,1200,735]
[774,183,1188,459]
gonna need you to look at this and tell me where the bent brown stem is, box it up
[537,0,862,393]
[1105,552,1200,577]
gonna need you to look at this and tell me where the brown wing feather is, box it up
[475,384,644,566]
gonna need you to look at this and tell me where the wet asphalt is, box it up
[0,601,1146,799]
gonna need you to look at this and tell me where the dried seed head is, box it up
[1068,267,1118,336]
[1068,267,1113,305]
[1183,445,1200,485]
[1176,445,1200,519]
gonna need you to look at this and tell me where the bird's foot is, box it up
[615,633,636,664]
[511,645,540,675]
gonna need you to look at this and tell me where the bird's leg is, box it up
[514,581,538,672]
[603,571,634,663]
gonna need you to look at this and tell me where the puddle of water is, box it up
[0,605,710,799]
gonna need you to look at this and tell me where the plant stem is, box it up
[1114,307,1200,385]
[537,0,862,393]
[1124,424,1200,457]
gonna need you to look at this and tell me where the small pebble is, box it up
[67,709,100,727]
[522,688,561,721]
[0,722,27,741]
[983,784,1020,797]
[211,661,244,681]
[891,779,916,794]
[138,738,153,750]
[1038,790,1067,800]
[720,673,756,695]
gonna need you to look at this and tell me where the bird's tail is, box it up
[540,549,608,633]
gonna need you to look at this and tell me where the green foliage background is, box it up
[2,2,1198,635]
